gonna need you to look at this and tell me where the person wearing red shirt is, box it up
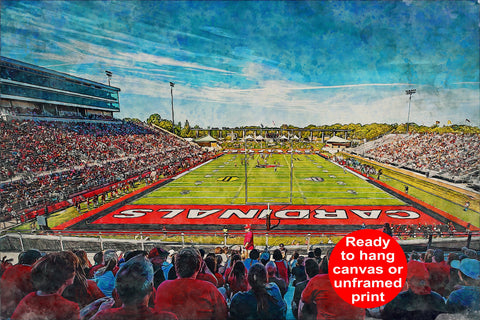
[425,249,450,297]
[155,247,228,320]
[301,248,365,320]
[11,251,80,320]
[243,225,254,257]
[0,249,42,319]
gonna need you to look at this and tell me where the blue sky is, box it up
[1,0,479,127]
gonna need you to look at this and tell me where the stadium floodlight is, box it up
[105,70,112,86]
[170,82,175,133]
[405,89,416,133]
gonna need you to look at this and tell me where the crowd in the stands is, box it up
[0,242,478,320]
[0,119,214,220]
[359,133,480,183]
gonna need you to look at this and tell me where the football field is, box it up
[56,153,458,234]
[134,153,404,206]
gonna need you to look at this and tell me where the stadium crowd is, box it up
[357,133,480,184]
[0,119,215,221]
[0,242,479,320]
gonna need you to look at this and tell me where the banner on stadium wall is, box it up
[92,204,440,226]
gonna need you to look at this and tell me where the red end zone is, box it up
[90,204,440,227]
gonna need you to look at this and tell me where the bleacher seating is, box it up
[0,119,214,220]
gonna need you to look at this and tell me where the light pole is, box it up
[105,70,112,86]
[405,88,416,133]
[170,82,175,133]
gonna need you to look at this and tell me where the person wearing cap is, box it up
[381,260,448,320]
[425,248,450,297]
[89,255,177,320]
[446,258,480,314]
[148,247,168,288]
[94,250,119,298]
[244,224,254,258]
[154,247,227,320]
[0,249,42,318]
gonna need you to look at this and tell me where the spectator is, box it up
[11,251,80,320]
[204,255,224,288]
[260,248,271,265]
[90,255,177,320]
[313,248,322,265]
[62,251,105,308]
[446,258,480,314]
[154,247,227,320]
[273,249,290,285]
[89,251,104,279]
[381,260,447,320]
[289,252,299,271]
[301,248,365,320]
[425,248,450,297]
[0,249,42,318]
[229,263,287,320]
[265,261,287,298]
[224,253,241,281]
[293,258,319,320]
[279,243,288,260]
[244,248,260,272]
[148,247,167,288]
[227,261,249,298]
[94,250,118,297]
[291,256,307,287]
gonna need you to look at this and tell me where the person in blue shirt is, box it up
[243,249,260,272]
[447,258,480,314]
[230,263,286,320]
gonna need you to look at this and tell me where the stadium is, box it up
[1,54,478,250]
[1,1,479,319]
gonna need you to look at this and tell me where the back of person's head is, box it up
[124,250,148,262]
[103,250,118,264]
[313,247,322,258]
[19,249,42,265]
[231,253,241,265]
[424,249,434,263]
[265,261,277,276]
[115,255,154,305]
[199,248,206,259]
[232,260,246,280]
[296,256,305,266]
[307,251,315,258]
[204,256,216,274]
[407,260,431,295]
[293,252,299,260]
[249,249,260,260]
[72,249,90,270]
[175,247,201,278]
[305,258,319,278]
[31,251,77,294]
[433,249,444,263]
[206,252,216,259]
[319,247,335,274]
[248,263,270,313]
[260,249,270,265]
[273,249,283,261]
[93,251,103,265]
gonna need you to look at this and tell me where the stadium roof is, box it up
[326,136,350,143]
[194,134,217,143]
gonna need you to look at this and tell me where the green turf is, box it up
[133,154,404,206]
